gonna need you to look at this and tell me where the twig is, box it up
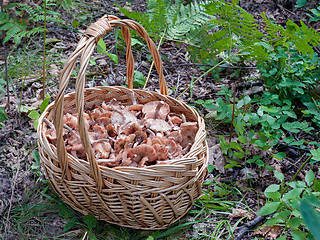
[281,154,312,195]
[1,0,10,110]
[43,118,79,137]
[176,60,225,99]
[235,216,266,240]
[42,0,47,99]
[143,29,166,89]
[165,63,257,69]
[229,81,237,143]
[4,161,20,239]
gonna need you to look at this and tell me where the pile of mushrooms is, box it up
[45,96,198,168]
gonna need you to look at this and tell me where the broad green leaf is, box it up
[32,151,40,162]
[28,110,40,119]
[295,0,307,8]
[258,202,281,216]
[274,152,286,160]
[40,93,50,113]
[234,151,244,159]
[63,218,78,231]
[83,214,97,231]
[238,135,248,143]
[131,38,143,46]
[207,164,215,173]
[72,19,79,28]
[106,52,118,64]
[300,200,320,240]
[287,217,303,229]
[274,171,284,182]
[0,107,9,122]
[311,148,320,162]
[228,142,243,152]
[275,235,287,240]
[264,184,280,193]
[282,188,304,201]
[305,170,315,186]
[97,38,106,53]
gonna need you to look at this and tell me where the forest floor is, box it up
[0,0,319,239]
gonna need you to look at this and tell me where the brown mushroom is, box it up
[114,134,135,153]
[122,122,142,135]
[170,116,183,125]
[128,104,143,111]
[134,130,147,145]
[92,124,107,139]
[142,101,170,120]
[64,113,78,129]
[167,131,182,144]
[94,142,111,159]
[131,144,157,163]
[166,139,183,159]
[106,124,117,137]
[153,144,168,160]
[96,116,112,127]
[146,119,172,132]
[91,108,102,120]
[180,122,198,148]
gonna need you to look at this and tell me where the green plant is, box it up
[0,107,9,128]
[257,148,320,239]
[28,93,50,130]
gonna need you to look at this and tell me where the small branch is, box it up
[281,154,312,195]
[42,0,47,100]
[229,81,237,142]
[176,60,225,99]
[143,28,166,89]
[43,118,79,137]
[165,63,257,69]
[1,0,9,110]
[4,161,20,238]
[235,216,266,240]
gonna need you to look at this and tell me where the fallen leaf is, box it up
[229,208,255,220]
[254,225,282,240]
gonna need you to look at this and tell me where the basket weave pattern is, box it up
[37,15,208,229]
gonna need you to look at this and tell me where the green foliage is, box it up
[0,107,9,128]
[28,93,50,130]
[118,0,213,44]
[300,200,320,240]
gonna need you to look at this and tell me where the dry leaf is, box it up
[254,225,282,240]
[229,208,255,220]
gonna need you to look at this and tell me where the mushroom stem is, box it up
[181,113,186,123]
[131,92,138,105]
[154,101,164,119]
[43,118,79,137]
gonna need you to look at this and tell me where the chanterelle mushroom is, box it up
[142,101,170,120]
[180,122,198,148]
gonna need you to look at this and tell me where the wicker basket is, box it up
[37,15,208,230]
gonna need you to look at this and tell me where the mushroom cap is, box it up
[132,144,157,162]
[92,124,107,139]
[94,142,111,159]
[180,122,198,148]
[134,130,147,144]
[170,116,183,125]
[153,144,168,160]
[167,131,182,144]
[96,117,112,126]
[146,119,172,132]
[128,104,144,111]
[142,101,170,120]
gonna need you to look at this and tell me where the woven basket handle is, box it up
[53,15,168,191]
